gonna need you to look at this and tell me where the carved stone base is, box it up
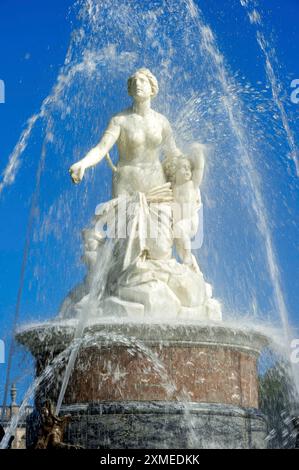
[27,401,267,449]
[17,321,268,448]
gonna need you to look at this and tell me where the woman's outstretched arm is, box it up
[69,117,121,184]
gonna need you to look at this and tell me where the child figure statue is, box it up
[163,143,205,273]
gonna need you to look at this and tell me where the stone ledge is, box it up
[61,400,266,419]
[17,320,268,356]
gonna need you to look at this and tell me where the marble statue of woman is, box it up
[69,68,181,196]
[61,68,222,322]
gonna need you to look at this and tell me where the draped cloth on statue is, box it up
[91,185,220,320]
[94,183,174,270]
[58,184,221,321]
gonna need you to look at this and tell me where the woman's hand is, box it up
[69,161,86,184]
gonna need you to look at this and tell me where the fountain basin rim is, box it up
[16,320,269,357]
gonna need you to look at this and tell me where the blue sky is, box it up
[0,0,299,405]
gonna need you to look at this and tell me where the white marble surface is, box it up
[64,68,222,322]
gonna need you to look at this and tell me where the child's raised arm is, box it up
[189,143,206,187]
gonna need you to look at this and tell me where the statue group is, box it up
[61,68,221,322]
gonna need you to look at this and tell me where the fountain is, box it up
[1,0,298,449]
[14,66,268,449]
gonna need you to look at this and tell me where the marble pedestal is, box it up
[17,321,268,449]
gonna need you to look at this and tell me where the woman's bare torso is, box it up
[111,108,168,196]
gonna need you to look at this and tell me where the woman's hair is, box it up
[163,155,192,183]
[127,68,159,98]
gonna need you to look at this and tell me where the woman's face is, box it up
[130,73,152,101]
